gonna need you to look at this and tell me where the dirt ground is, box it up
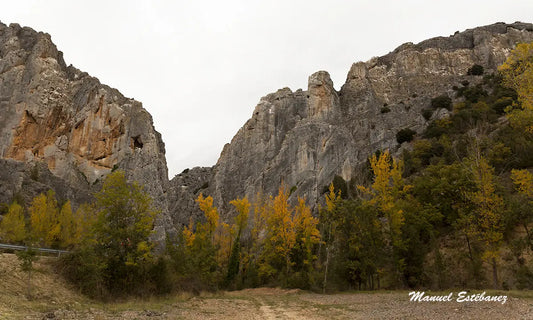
[1,253,532,319]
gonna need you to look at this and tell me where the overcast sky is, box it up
[2,1,533,177]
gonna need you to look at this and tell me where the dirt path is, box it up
[250,289,308,320]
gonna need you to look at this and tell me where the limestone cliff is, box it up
[0,22,173,239]
[169,22,533,223]
[2,21,533,232]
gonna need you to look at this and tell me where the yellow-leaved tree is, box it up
[499,42,533,132]
[511,169,533,198]
[181,193,221,286]
[258,185,296,282]
[195,193,219,241]
[231,197,250,237]
[0,201,26,243]
[72,203,97,246]
[465,155,504,289]
[358,150,409,248]
[225,197,251,286]
[293,197,320,277]
[270,185,296,279]
[319,183,342,293]
[29,190,60,247]
[57,201,77,248]
[358,150,411,285]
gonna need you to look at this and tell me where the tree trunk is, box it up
[492,257,499,289]
[322,248,329,293]
[465,234,474,262]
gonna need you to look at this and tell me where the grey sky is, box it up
[2,1,533,177]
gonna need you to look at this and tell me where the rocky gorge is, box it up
[1,21,533,231]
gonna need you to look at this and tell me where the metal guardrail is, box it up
[0,243,69,257]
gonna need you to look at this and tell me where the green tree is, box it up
[412,162,474,225]
[510,169,533,250]
[92,170,158,293]
[16,248,38,299]
[226,197,250,286]
[334,200,384,290]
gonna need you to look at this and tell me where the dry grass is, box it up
[1,252,533,319]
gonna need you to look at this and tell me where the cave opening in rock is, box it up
[131,135,143,149]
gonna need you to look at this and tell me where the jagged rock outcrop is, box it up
[167,167,213,225]
[169,22,533,221]
[0,22,173,239]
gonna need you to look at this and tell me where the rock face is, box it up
[169,22,533,221]
[167,167,213,225]
[2,21,533,232]
[0,22,173,239]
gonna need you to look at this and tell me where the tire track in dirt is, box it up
[254,295,307,320]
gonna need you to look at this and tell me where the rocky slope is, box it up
[0,22,173,239]
[1,21,533,231]
[169,22,533,223]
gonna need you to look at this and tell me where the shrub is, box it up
[289,185,297,195]
[332,175,348,199]
[423,118,451,139]
[431,95,452,110]
[467,64,484,76]
[491,97,514,114]
[458,84,487,103]
[422,109,433,120]
[380,106,391,114]
[30,165,39,181]
[515,265,533,289]
[397,128,416,144]
[59,245,107,298]
[322,175,349,198]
